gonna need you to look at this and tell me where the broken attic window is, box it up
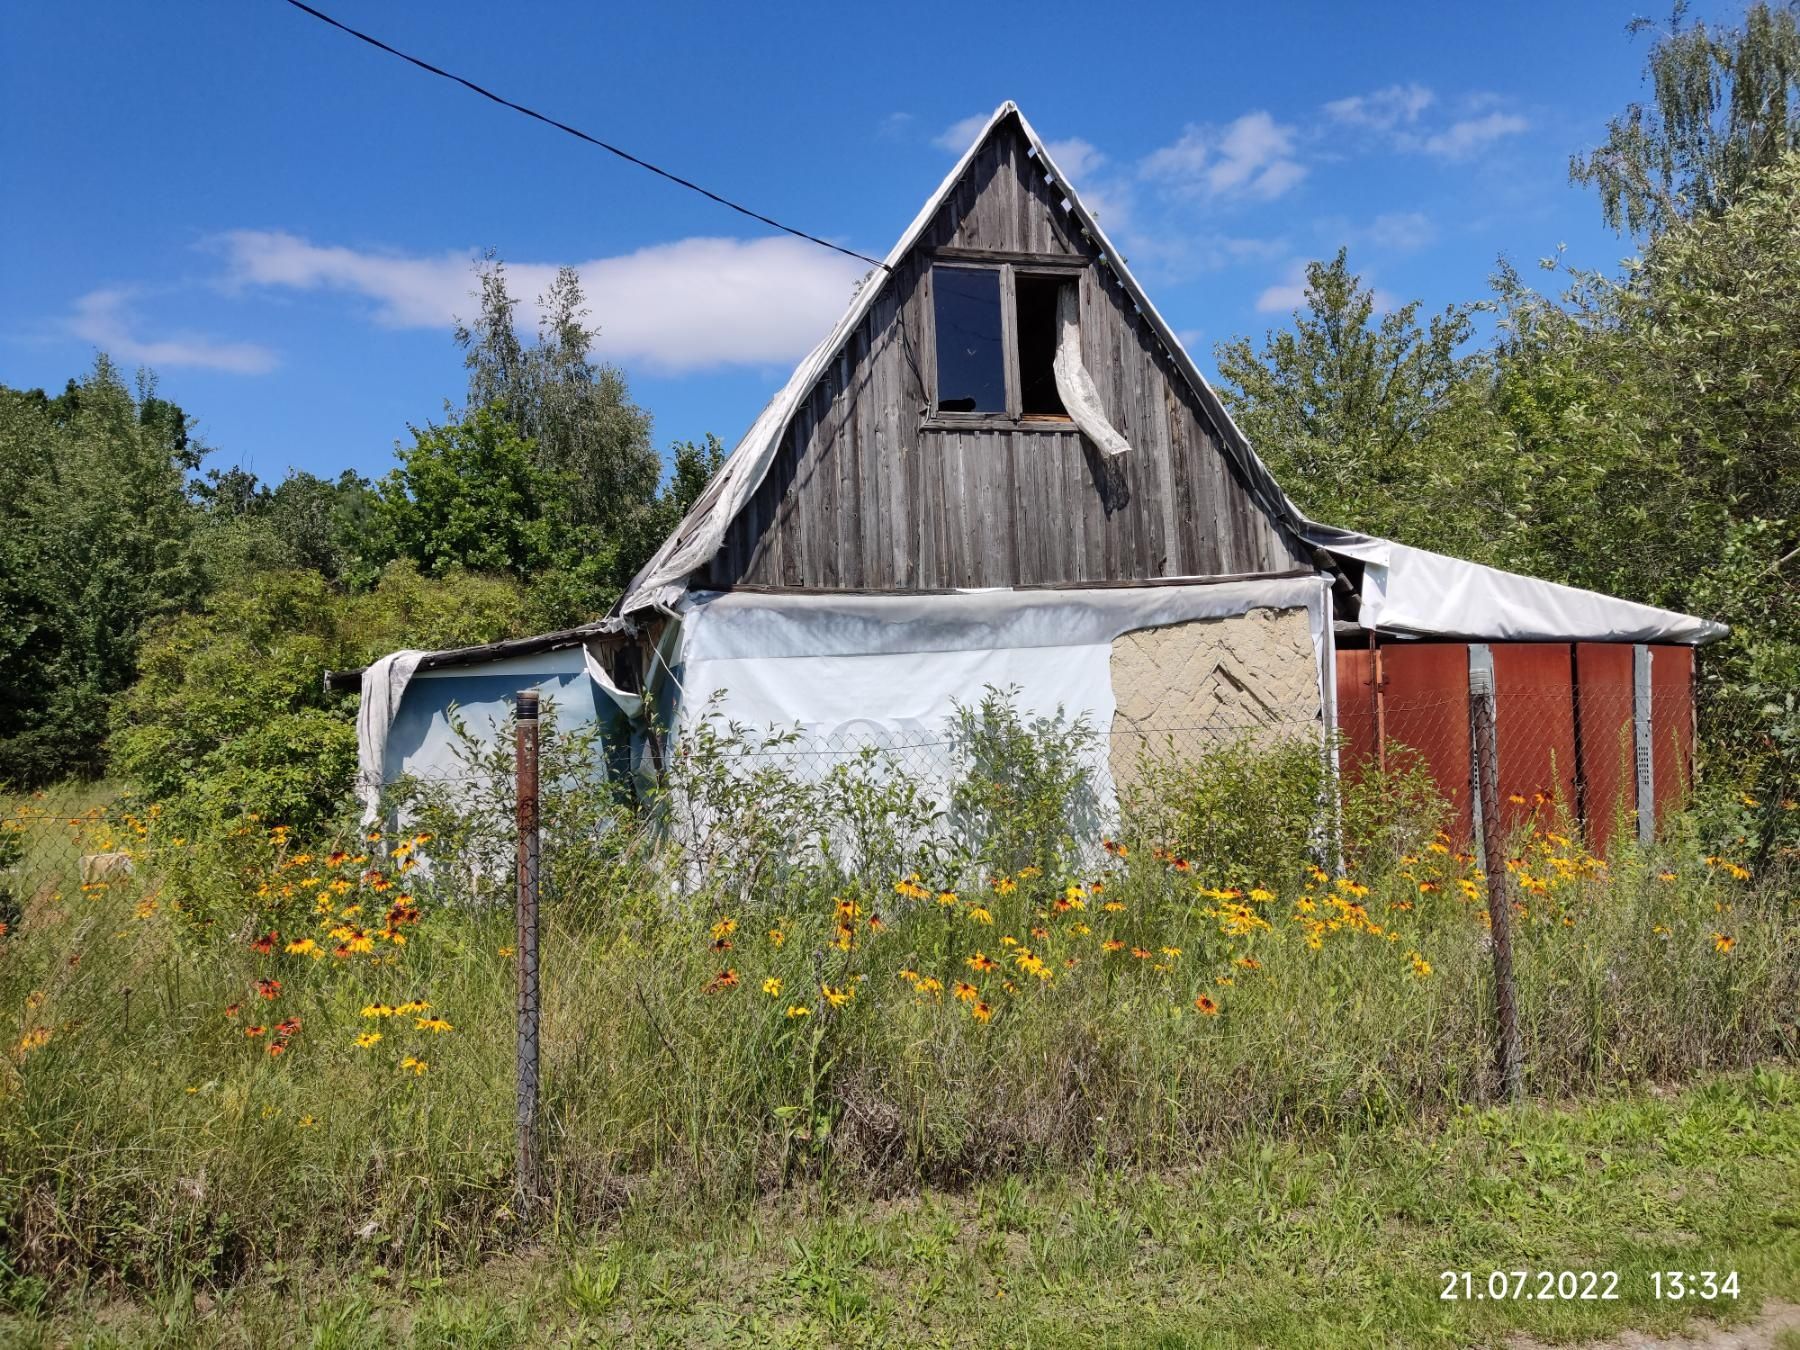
[1015,274,1071,418]
[932,266,1006,413]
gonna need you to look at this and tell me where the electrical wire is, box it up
[277,0,889,270]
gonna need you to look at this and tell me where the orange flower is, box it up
[966,952,998,973]
[703,969,740,993]
[224,1003,241,1018]
[244,1025,266,1038]
[1102,939,1125,953]
[1193,994,1219,1015]
[266,1042,286,1057]
[250,932,278,954]
[255,978,280,1001]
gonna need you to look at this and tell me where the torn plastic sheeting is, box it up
[356,649,425,826]
[1053,285,1130,458]
[583,642,643,719]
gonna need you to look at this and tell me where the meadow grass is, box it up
[2,1070,1797,1346]
[1,727,1796,1343]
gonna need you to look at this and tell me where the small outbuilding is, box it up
[340,103,1724,845]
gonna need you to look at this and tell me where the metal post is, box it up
[514,689,542,1209]
[1469,670,1524,1102]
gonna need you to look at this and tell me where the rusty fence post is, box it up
[515,689,542,1209]
[1469,668,1524,1101]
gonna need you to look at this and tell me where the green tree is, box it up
[373,405,580,582]
[1573,1,1800,235]
[195,466,380,585]
[456,260,659,544]
[111,560,537,832]
[1213,249,1484,548]
[0,359,205,785]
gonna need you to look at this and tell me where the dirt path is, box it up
[1512,1300,1800,1349]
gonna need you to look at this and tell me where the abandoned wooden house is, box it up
[341,102,1724,845]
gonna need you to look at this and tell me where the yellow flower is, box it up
[1407,950,1433,978]
[710,917,738,941]
[785,1005,812,1018]
[1161,946,1182,958]
[967,906,994,925]
[356,1031,382,1048]
[1713,932,1736,954]
[762,976,782,997]
[768,928,785,947]
[285,938,317,956]
[822,983,853,1008]
[361,1003,394,1018]
[1248,887,1276,904]
[17,1026,50,1053]
[399,1056,428,1075]
[953,981,978,1003]
[1102,900,1127,913]
[415,1017,453,1033]
[916,976,944,998]
[298,1114,318,1128]
[936,889,958,906]
[970,1000,993,1023]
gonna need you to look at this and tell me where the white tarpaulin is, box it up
[672,577,1331,747]
[356,649,424,825]
[1301,531,1728,645]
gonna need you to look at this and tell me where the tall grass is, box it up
[0,709,1795,1304]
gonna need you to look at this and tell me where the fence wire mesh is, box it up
[0,687,1689,921]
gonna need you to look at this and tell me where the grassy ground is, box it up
[5,1070,1798,1347]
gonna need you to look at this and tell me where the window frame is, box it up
[924,252,1085,431]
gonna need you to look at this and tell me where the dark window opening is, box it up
[932,266,1006,413]
[1015,275,1070,418]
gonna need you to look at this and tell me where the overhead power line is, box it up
[277,0,888,270]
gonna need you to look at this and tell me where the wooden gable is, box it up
[699,115,1309,592]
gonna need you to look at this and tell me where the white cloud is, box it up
[68,288,277,374]
[1363,210,1437,251]
[1140,113,1306,203]
[1419,111,1529,160]
[1324,83,1435,131]
[933,113,989,153]
[1254,264,1312,315]
[1043,137,1105,184]
[877,111,915,140]
[216,231,868,374]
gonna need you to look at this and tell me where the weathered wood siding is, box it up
[701,118,1308,591]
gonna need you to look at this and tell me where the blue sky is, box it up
[1,1,1733,487]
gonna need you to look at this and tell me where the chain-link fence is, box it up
[0,683,1696,929]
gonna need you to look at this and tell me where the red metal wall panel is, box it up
[1333,648,1379,781]
[1574,642,1636,853]
[1378,642,1473,841]
[1651,645,1695,825]
[1492,644,1578,836]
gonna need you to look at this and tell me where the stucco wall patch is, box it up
[1109,606,1321,789]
